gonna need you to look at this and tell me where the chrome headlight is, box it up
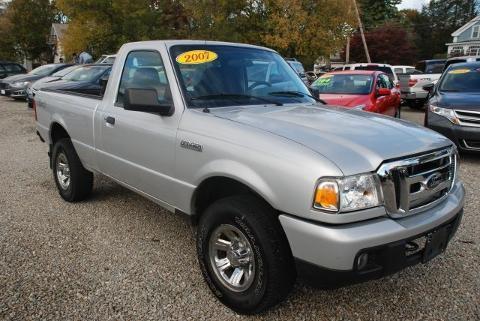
[429,105,459,124]
[313,174,382,213]
[12,81,30,88]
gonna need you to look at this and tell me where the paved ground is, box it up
[0,97,478,321]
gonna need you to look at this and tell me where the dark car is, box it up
[41,64,111,96]
[0,61,26,79]
[424,62,480,152]
[27,65,80,107]
[0,63,73,99]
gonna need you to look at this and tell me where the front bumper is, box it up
[279,181,464,285]
[427,112,480,152]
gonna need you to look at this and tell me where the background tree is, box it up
[263,0,357,68]
[57,0,189,58]
[358,0,401,28]
[344,23,416,64]
[2,0,56,60]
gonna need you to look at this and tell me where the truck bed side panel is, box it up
[36,91,100,171]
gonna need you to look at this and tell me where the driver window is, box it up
[376,75,388,89]
[116,50,171,107]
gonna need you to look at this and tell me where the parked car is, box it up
[40,64,111,96]
[399,59,446,109]
[393,65,421,75]
[443,55,480,71]
[27,65,80,107]
[35,40,464,314]
[424,62,480,152]
[310,70,400,117]
[0,61,26,79]
[0,63,72,100]
[286,58,309,85]
[95,54,117,64]
[341,63,399,86]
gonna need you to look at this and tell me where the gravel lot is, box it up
[0,97,478,321]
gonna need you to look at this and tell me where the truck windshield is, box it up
[439,67,480,93]
[170,45,314,108]
[311,74,373,94]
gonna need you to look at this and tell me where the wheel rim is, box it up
[208,224,256,292]
[56,152,71,190]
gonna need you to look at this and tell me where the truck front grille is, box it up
[377,147,456,218]
[455,109,480,128]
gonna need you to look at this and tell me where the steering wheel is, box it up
[248,81,272,91]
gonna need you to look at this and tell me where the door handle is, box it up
[105,116,115,125]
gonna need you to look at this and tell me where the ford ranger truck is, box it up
[35,40,465,315]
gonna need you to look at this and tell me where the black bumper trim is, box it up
[296,209,463,288]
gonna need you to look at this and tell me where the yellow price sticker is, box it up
[176,50,218,65]
[448,69,470,74]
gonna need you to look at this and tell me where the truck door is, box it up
[95,49,181,206]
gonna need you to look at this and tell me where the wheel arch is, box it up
[191,175,277,224]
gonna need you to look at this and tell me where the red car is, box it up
[310,70,401,117]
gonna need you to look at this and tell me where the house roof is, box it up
[452,16,479,37]
[52,23,68,42]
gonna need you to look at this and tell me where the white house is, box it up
[47,23,68,63]
[446,16,480,57]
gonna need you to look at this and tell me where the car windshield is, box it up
[439,66,480,93]
[62,66,109,82]
[52,65,78,77]
[30,64,58,76]
[311,74,373,94]
[170,45,314,108]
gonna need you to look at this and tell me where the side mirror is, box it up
[309,87,320,99]
[422,83,435,93]
[377,88,391,96]
[124,88,173,116]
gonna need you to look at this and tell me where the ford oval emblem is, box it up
[426,172,443,190]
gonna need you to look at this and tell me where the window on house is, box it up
[467,45,480,56]
[473,25,480,39]
[450,46,464,56]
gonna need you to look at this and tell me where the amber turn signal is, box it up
[314,181,339,212]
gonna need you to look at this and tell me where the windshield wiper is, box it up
[190,93,283,106]
[268,91,327,104]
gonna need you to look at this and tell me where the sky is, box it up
[397,0,431,11]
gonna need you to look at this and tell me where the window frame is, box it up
[472,25,480,39]
[115,49,171,108]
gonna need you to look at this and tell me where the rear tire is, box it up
[52,138,93,202]
[197,195,296,314]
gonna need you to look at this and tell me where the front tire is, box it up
[197,195,296,314]
[52,138,93,202]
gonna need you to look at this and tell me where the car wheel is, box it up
[197,195,296,314]
[52,138,93,202]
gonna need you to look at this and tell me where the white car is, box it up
[393,65,418,75]
[95,54,116,64]
[342,63,399,85]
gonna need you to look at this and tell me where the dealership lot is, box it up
[0,97,478,320]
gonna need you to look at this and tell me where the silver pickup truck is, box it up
[35,40,465,314]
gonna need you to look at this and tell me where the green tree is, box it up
[358,0,401,28]
[57,0,189,58]
[5,0,57,62]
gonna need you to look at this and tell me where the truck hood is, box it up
[210,104,452,175]
[320,94,369,108]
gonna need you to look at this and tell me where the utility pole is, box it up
[352,0,371,63]
[346,37,350,64]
